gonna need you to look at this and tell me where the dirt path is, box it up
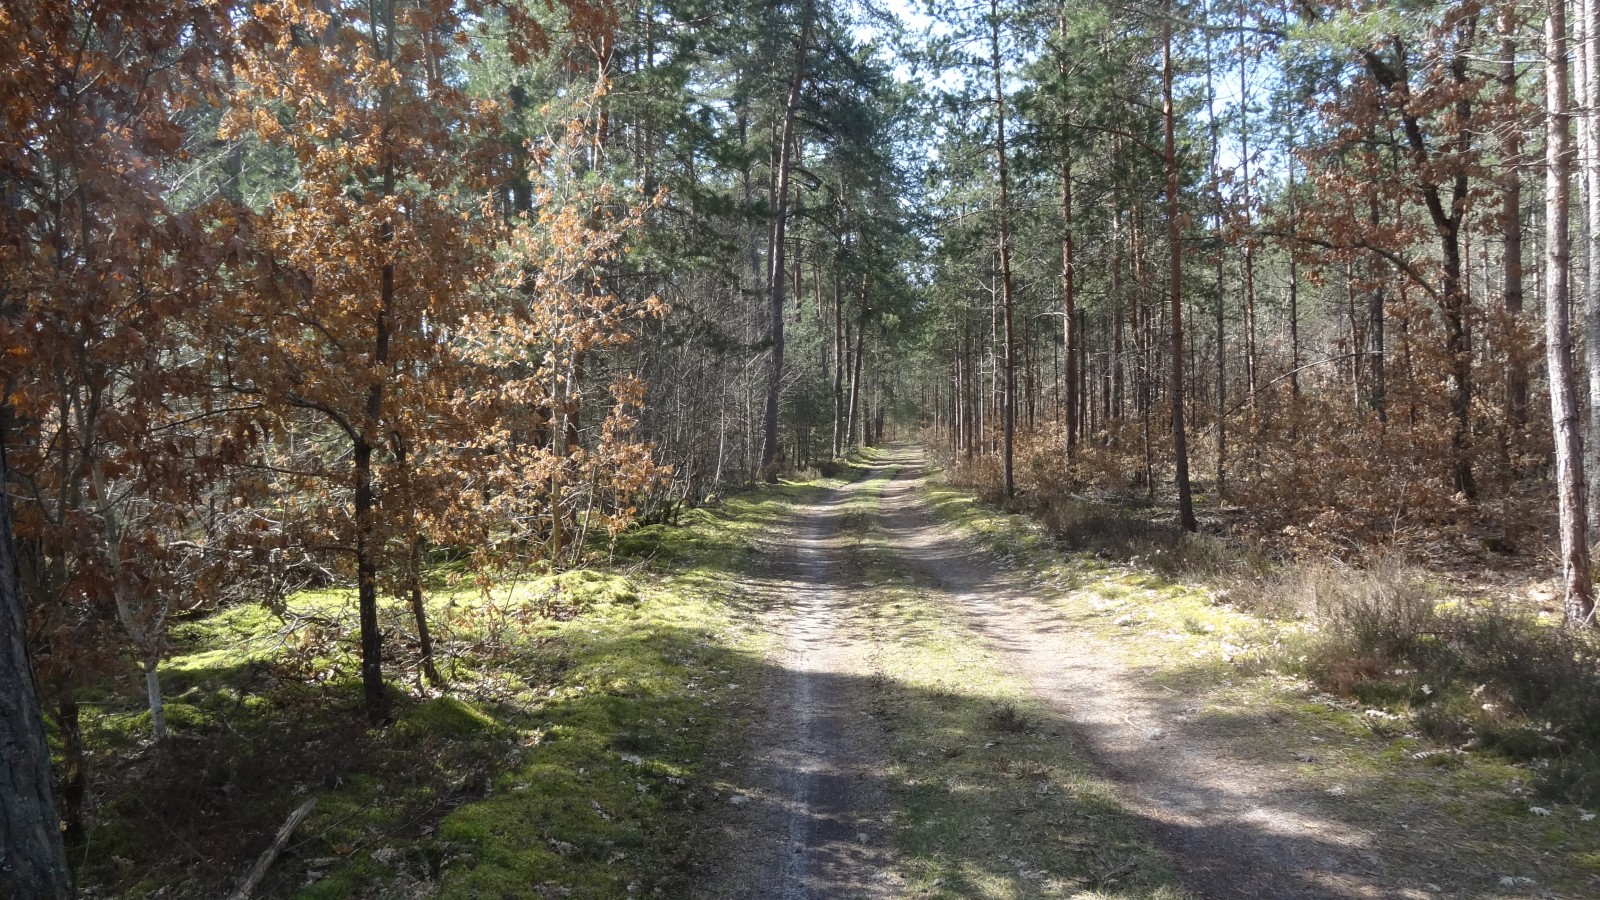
[705,477,902,899]
[710,448,1443,899]
[873,446,1409,900]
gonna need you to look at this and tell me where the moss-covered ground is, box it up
[69,469,849,898]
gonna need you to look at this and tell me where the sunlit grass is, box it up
[76,467,881,897]
[848,463,1186,899]
[921,462,1600,898]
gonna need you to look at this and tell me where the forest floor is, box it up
[73,446,1600,899]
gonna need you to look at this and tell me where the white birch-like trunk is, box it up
[1582,0,1600,530]
[1547,0,1598,624]
[92,456,168,741]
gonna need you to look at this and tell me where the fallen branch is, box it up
[226,797,317,900]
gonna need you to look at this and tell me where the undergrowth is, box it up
[936,442,1600,806]
[1272,561,1600,804]
[920,443,1600,895]
[63,476,838,898]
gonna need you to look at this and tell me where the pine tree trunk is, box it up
[1163,4,1197,532]
[990,0,1016,497]
[1205,10,1226,495]
[1078,308,1090,437]
[1239,31,1258,421]
[832,252,845,458]
[848,304,867,447]
[1545,0,1597,624]
[1582,0,1600,530]
[1111,202,1125,420]
[1287,149,1301,399]
[760,1,813,479]
[0,432,74,900]
[1368,195,1388,420]
[1058,10,1079,456]
[1500,13,1527,434]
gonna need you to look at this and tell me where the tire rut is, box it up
[873,447,1406,900]
[704,475,902,900]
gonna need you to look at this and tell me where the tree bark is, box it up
[1205,7,1226,495]
[847,303,867,447]
[1238,23,1258,421]
[1500,15,1528,429]
[54,699,84,845]
[1582,0,1600,529]
[1287,147,1301,399]
[1112,204,1125,420]
[832,242,846,458]
[0,424,74,900]
[759,0,813,479]
[1545,0,1596,624]
[225,798,318,900]
[990,0,1017,497]
[356,0,397,723]
[1163,4,1198,532]
[353,429,385,722]
[1062,152,1078,456]
[1057,8,1079,457]
[408,537,439,686]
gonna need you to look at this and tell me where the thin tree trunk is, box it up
[990,0,1017,497]
[1361,20,1480,497]
[1078,308,1089,437]
[407,533,439,687]
[1288,148,1301,400]
[832,250,845,458]
[1366,194,1388,420]
[952,362,961,453]
[1347,262,1362,408]
[356,0,397,723]
[54,698,85,846]
[1205,8,1226,495]
[1058,11,1079,457]
[1239,24,1258,421]
[142,655,166,740]
[1582,0,1600,529]
[1112,204,1125,420]
[760,1,814,479]
[848,302,868,447]
[1546,0,1597,623]
[355,427,385,723]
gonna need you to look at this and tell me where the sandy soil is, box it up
[709,447,1457,900]
[703,476,903,899]
[873,447,1413,900]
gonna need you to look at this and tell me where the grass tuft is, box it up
[1282,566,1600,802]
[985,701,1033,734]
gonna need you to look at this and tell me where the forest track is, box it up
[704,473,903,900]
[873,445,1407,900]
[711,447,1437,899]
